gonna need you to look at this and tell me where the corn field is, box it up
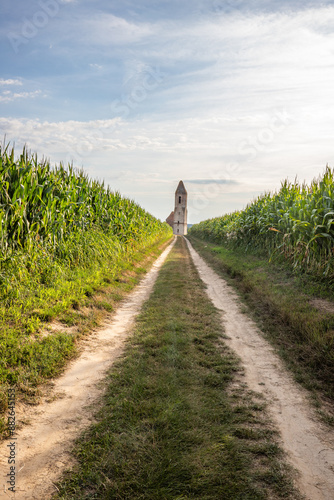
[189,167,334,278]
[0,144,170,258]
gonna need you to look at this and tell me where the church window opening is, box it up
[179,196,181,203]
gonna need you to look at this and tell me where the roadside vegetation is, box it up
[190,167,334,279]
[188,169,334,421]
[56,238,300,500]
[0,144,172,435]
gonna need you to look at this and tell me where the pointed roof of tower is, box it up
[175,180,187,194]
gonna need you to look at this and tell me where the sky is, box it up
[1,0,334,223]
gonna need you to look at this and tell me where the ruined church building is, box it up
[166,181,188,236]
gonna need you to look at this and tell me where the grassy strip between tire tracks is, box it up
[187,235,334,424]
[0,236,172,437]
[56,237,300,500]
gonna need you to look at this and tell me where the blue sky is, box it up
[1,0,334,222]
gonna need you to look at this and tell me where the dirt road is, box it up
[186,238,334,500]
[0,239,175,500]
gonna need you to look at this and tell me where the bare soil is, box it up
[310,298,334,315]
[186,238,334,500]
[0,239,175,500]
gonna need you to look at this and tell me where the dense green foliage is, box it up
[0,144,172,417]
[0,144,169,257]
[0,144,171,301]
[190,168,334,278]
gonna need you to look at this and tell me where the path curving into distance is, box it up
[186,238,334,500]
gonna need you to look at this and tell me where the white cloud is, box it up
[82,13,154,45]
[89,63,103,70]
[0,90,41,103]
[0,79,22,86]
[0,110,323,185]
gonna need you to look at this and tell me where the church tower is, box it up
[173,181,187,235]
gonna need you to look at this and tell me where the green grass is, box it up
[55,238,300,500]
[187,235,334,424]
[0,236,172,436]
